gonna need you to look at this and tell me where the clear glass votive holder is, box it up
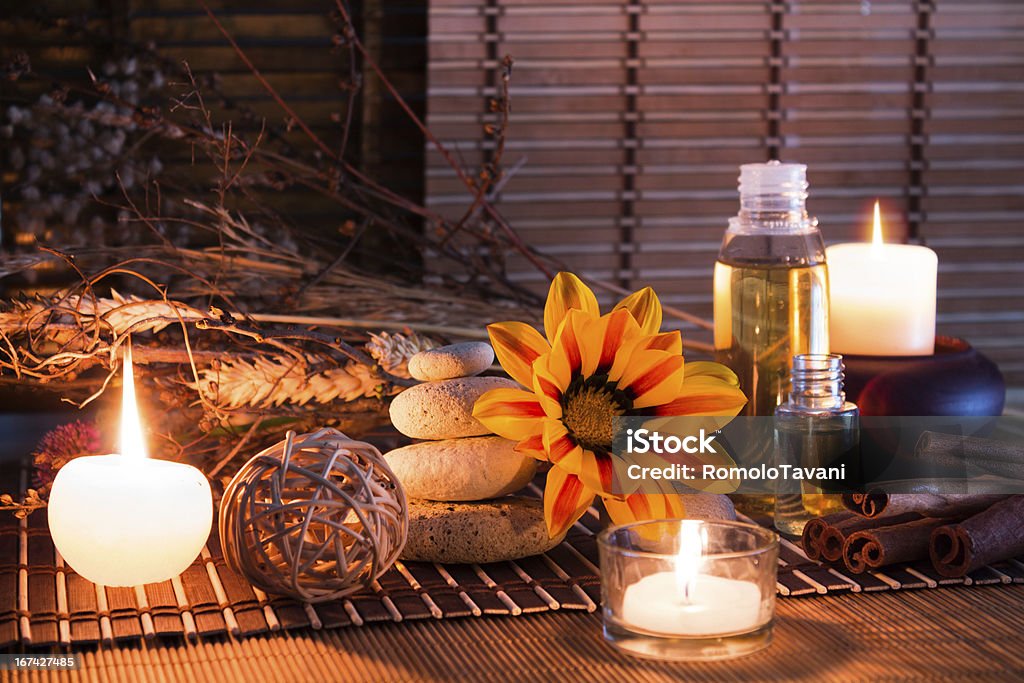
[597,519,779,661]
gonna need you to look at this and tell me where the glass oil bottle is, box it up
[773,354,859,535]
[713,161,830,517]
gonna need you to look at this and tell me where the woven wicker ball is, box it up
[219,428,407,603]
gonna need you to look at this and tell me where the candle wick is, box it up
[677,574,697,606]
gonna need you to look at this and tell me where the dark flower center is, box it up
[561,374,631,452]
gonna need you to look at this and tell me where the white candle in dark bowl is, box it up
[827,201,938,357]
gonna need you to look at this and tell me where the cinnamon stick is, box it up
[914,431,1024,479]
[930,495,1024,577]
[802,512,853,562]
[802,511,922,563]
[843,517,952,574]
[842,491,1006,519]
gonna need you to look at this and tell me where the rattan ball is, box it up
[219,428,407,603]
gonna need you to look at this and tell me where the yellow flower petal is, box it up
[578,308,642,377]
[613,286,662,335]
[575,447,621,496]
[649,377,748,417]
[684,360,740,387]
[515,433,548,461]
[547,308,587,382]
[532,355,565,419]
[640,330,682,355]
[542,419,584,472]
[606,335,645,384]
[641,412,734,441]
[606,330,682,384]
[487,321,550,387]
[617,349,685,409]
[544,272,599,344]
[544,466,596,538]
[473,388,548,441]
[603,490,686,530]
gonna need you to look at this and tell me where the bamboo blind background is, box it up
[425,0,1024,387]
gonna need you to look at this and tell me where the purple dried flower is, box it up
[31,420,103,498]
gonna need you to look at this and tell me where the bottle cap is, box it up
[738,160,808,199]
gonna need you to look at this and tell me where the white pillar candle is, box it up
[620,521,763,636]
[48,456,213,586]
[47,345,212,587]
[826,202,938,356]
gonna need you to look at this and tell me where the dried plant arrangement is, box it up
[0,3,714,478]
[0,4,519,469]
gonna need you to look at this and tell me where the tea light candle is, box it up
[621,522,762,636]
[48,345,212,587]
[622,573,763,636]
[827,201,938,356]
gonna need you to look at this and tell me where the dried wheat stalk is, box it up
[191,331,435,410]
[0,270,439,413]
[0,290,202,337]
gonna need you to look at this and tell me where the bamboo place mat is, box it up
[4,482,1024,648]
[18,589,1024,683]
[7,587,1024,683]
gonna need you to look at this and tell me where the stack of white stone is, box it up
[387,342,564,564]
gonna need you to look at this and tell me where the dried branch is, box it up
[0,490,46,519]
[330,0,554,280]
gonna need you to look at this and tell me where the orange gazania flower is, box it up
[473,272,747,538]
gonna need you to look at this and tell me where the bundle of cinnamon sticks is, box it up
[801,431,1024,577]
[803,493,1024,577]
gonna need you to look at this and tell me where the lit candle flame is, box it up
[119,341,148,458]
[871,200,884,249]
[675,521,705,604]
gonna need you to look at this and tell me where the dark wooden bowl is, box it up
[842,336,1006,417]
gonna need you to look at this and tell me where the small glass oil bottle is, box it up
[773,354,859,536]
[714,161,830,517]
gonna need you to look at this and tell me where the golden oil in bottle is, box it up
[713,162,830,518]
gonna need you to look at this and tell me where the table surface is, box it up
[4,583,1024,682]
